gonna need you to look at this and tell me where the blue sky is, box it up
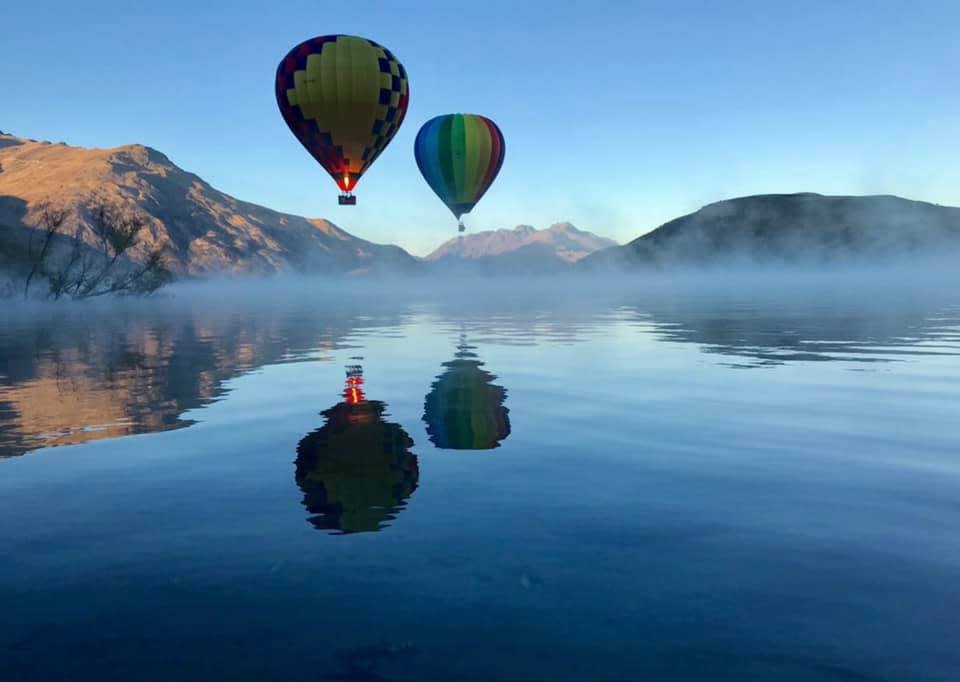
[2,0,959,255]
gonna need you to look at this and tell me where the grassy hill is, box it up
[582,193,960,269]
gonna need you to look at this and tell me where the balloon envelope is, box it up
[276,35,410,194]
[414,114,505,219]
[423,341,511,450]
[295,399,419,533]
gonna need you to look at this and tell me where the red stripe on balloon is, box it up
[477,117,504,202]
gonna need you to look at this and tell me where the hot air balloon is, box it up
[276,35,410,205]
[423,338,511,450]
[295,367,419,533]
[414,114,505,232]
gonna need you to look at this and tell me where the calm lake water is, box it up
[1,275,959,681]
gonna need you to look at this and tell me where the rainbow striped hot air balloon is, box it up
[414,114,505,231]
[422,339,511,450]
[276,35,409,205]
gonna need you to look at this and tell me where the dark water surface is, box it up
[1,278,959,681]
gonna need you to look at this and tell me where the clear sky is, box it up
[2,0,959,255]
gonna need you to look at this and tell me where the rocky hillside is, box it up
[581,193,960,269]
[0,132,418,277]
[427,222,616,266]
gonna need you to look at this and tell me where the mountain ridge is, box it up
[581,192,960,269]
[0,132,419,277]
[5,133,957,279]
[426,222,617,265]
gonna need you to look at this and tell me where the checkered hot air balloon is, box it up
[295,368,419,534]
[414,114,505,231]
[276,35,409,205]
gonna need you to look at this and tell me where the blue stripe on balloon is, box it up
[415,116,452,211]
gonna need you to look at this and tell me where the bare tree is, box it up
[23,202,69,298]
[21,195,171,300]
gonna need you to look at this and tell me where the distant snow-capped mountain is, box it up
[426,222,617,268]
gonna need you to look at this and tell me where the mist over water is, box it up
[1,263,960,681]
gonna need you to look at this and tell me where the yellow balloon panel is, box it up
[281,36,409,179]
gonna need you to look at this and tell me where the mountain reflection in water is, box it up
[634,299,960,367]
[422,336,511,450]
[0,300,405,457]
[294,366,419,533]
[0,287,958,458]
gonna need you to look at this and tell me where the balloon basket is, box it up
[458,221,465,233]
[338,194,357,206]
